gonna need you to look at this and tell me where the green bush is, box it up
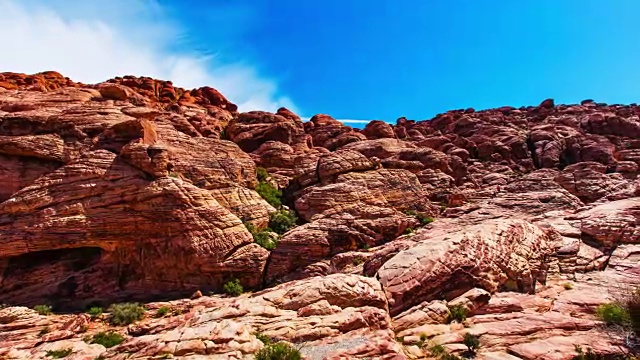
[246,223,278,250]
[256,167,269,182]
[255,333,272,345]
[86,306,103,318]
[419,216,435,225]
[45,349,73,358]
[429,344,446,356]
[404,210,436,225]
[256,182,282,208]
[156,306,171,318]
[34,304,52,315]
[90,331,125,348]
[595,303,630,326]
[462,333,480,352]
[254,342,302,360]
[404,227,414,235]
[108,303,145,326]
[269,209,298,235]
[223,279,244,296]
[448,304,468,323]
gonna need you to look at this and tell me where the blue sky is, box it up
[2,1,640,124]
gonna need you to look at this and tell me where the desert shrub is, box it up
[34,304,52,315]
[255,333,272,345]
[45,348,73,358]
[596,303,630,326]
[429,344,446,356]
[223,279,244,296]
[269,209,298,235]
[255,342,301,360]
[108,303,145,326]
[462,333,480,352]
[404,227,414,235]
[419,216,435,225]
[256,167,269,182]
[448,304,468,323]
[86,306,103,318]
[352,258,364,266]
[156,306,171,318]
[246,222,278,250]
[90,331,125,348]
[404,210,435,225]
[564,283,574,290]
[256,182,282,208]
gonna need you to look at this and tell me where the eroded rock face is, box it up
[377,220,557,315]
[0,151,269,308]
[0,77,271,308]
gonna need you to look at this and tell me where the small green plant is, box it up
[268,209,298,235]
[86,306,103,318]
[223,279,244,296]
[419,333,428,342]
[156,306,171,318]
[420,216,435,225]
[595,303,630,326]
[404,210,435,225]
[404,227,414,235]
[90,331,125,348]
[94,356,106,360]
[108,303,145,326]
[168,172,180,178]
[448,304,468,323]
[352,258,364,266]
[256,182,282,208]
[254,342,301,360]
[255,333,272,345]
[429,344,446,356]
[39,326,50,336]
[256,167,269,182]
[462,333,480,353]
[45,348,73,358]
[34,304,52,315]
[395,336,404,343]
[563,282,574,290]
[246,222,278,250]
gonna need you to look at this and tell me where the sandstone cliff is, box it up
[0,72,639,359]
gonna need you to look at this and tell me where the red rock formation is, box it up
[1,71,640,359]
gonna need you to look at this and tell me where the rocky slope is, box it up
[0,71,639,359]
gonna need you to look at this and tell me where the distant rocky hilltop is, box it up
[0,71,638,359]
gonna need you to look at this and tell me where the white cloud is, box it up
[0,0,297,113]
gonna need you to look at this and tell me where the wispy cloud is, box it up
[0,0,297,113]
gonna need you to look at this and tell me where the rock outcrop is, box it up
[1,72,640,359]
